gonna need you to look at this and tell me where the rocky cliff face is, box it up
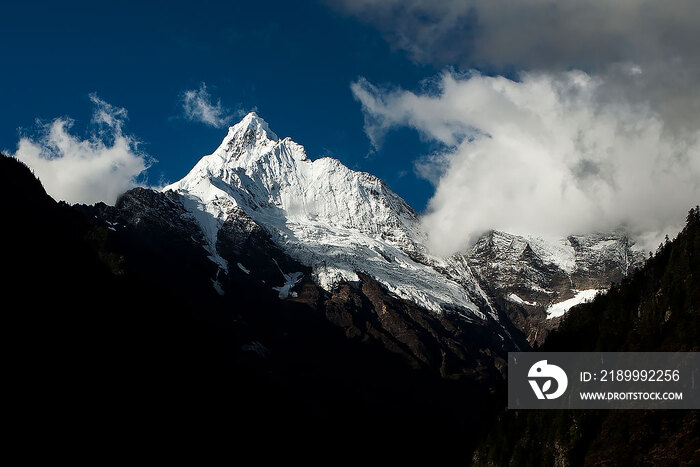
[465,230,645,344]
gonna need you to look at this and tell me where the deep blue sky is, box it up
[0,0,446,210]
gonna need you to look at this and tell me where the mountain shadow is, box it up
[1,154,505,460]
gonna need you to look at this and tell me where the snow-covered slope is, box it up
[546,289,602,319]
[164,113,644,329]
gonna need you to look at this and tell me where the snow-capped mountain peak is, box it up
[163,113,643,335]
[227,111,279,145]
[202,112,283,169]
[164,114,492,319]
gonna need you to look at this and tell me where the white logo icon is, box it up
[528,360,568,399]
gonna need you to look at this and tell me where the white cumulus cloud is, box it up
[11,94,151,205]
[352,71,700,256]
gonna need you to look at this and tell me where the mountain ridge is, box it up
[162,112,645,342]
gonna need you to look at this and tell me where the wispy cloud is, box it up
[11,94,152,205]
[180,82,239,128]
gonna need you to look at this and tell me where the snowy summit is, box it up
[164,113,643,327]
